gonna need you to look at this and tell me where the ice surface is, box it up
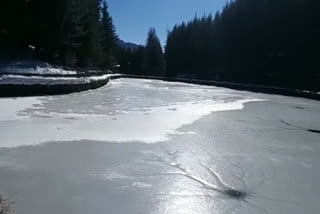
[0,91,262,147]
[0,97,42,121]
[0,78,320,214]
[0,78,264,147]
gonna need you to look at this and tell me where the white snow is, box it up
[302,90,320,95]
[0,95,262,148]
[0,74,109,86]
[0,97,42,121]
[109,74,122,78]
[0,61,77,75]
[1,78,320,214]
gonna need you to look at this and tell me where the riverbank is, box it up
[110,74,320,101]
[0,74,110,97]
[1,65,319,100]
[0,61,112,97]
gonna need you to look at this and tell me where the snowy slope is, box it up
[0,61,77,75]
[0,61,110,96]
[0,74,109,86]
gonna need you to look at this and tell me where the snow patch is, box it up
[0,97,263,148]
[132,182,152,188]
[102,172,132,181]
[0,97,42,121]
[0,74,109,86]
[0,61,77,75]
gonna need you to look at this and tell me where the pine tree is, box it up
[100,1,118,67]
[78,0,104,69]
[164,0,318,90]
[63,0,88,66]
[144,28,165,76]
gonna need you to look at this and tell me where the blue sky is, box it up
[107,0,229,46]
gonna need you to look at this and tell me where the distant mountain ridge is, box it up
[116,40,139,51]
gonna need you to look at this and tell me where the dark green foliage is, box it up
[0,0,118,70]
[143,28,165,76]
[165,0,320,90]
[1,0,318,89]
[115,46,146,75]
[165,15,216,79]
[115,28,165,76]
[100,1,118,67]
[63,0,89,66]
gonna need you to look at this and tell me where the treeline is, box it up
[116,28,165,76]
[0,0,117,69]
[122,0,319,90]
[1,0,319,90]
[166,0,319,90]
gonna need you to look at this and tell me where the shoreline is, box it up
[111,74,320,101]
[1,73,319,100]
[0,74,110,97]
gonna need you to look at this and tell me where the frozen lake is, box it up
[0,78,320,214]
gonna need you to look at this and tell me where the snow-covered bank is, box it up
[0,74,109,86]
[112,74,320,101]
[0,74,110,97]
[0,60,77,75]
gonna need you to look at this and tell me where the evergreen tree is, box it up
[165,0,319,90]
[144,28,165,76]
[0,0,118,71]
[63,0,88,66]
[100,1,118,67]
[115,45,146,75]
[1,0,319,89]
[77,0,104,69]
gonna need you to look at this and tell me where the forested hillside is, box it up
[116,28,165,76]
[1,0,319,90]
[0,0,117,69]
[165,0,320,90]
[119,0,319,90]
